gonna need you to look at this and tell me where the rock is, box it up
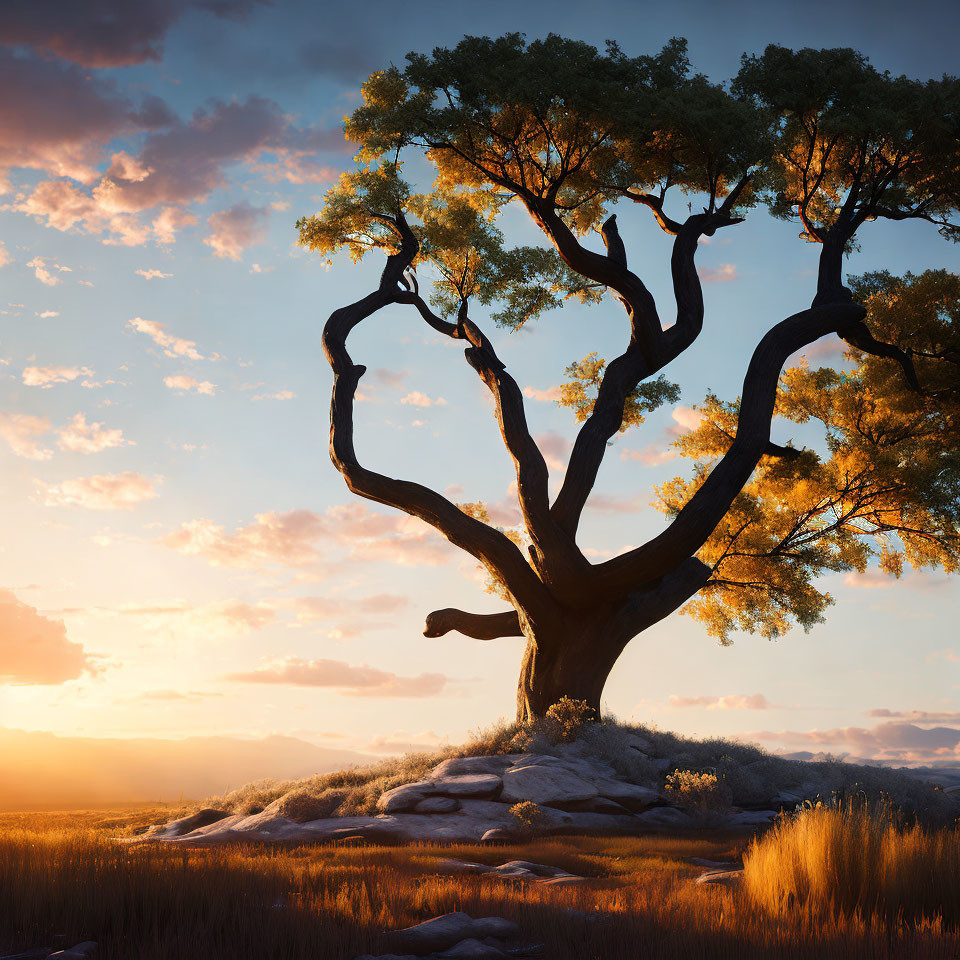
[480,828,514,844]
[695,869,743,886]
[430,756,521,778]
[392,913,520,955]
[623,734,653,753]
[555,797,630,815]
[635,807,692,829]
[430,774,502,798]
[687,858,741,869]
[500,764,598,805]
[724,810,778,827]
[378,781,435,813]
[772,781,827,805]
[436,939,508,958]
[414,797,461,814]
[48,944,98,959]
[145,808,229,837]
[591,779,660,805]
[432,859,493,874]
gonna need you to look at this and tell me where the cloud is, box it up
[203,203,270,260]
[400,391,447,408]
[0,49,171,184]
[364,730,447,754]
[533,430,571,473]
[14,95,341,246]
[22,365,94,388]
[669,693,771,710]
[0,0,267,67]
[584,492,647,514]
[788,334,847,367]
[36,310,60,318]
[843,570,953,591]
[128,316,204,359]
[697,263,738,283]
[619,444,677,466]
[0,588,95,684]
[226,656,449,698]
[25,256,71,287]
[926,649,960,664]
[56,413,129,454]
[165,503,454,571]
[164,509,327,568]
[163,375,216,395]
[135,268,172,279]
[37,471,158,510]
[749,720,960,764]
[523,385,562,403]
[0,412,53,460]
[867,709,960,724]
[670,406,704,434]
[291,592,407,622]
[252,390,295,401]
[114,598,275,638]
[0,242,12,268]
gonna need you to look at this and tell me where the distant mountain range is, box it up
[0,727,379,810]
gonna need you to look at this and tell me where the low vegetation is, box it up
[204,712,955,825]
[2,809,959,960]
[744,801,960,927]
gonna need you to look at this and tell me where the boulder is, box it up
[480,828,514,844]
[392,913,519,955]
[430,756,521,778]
[500,764,598,805]
[47,945,98,960]
[378,781,435,813]
[436,939,508,958]
[725,810,778,827]
[414,797,461,814]
[144,808,229,838]
[591,779,660,805]
[635,807,692,829]
[430,774,502,798]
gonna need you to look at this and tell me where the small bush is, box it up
[544,697,596,742]
[664,769,732,814]
[510,801,549,837]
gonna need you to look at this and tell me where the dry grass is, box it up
[2,808,959,959]
[743,802,960,927]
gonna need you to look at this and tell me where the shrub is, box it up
[664,769,732,814]
[743,801,960,926]
[544,697,596,742]
[509,801,549,837]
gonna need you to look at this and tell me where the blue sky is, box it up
[0,0,958,765]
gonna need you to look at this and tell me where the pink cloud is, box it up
[226,656,449,698]
[619,444,677,466]
[129,316,205,360]
[56,413,129,454]
[867,709,960,724]
[697,263,738,283]
[400,391,447,408]
[25,256,71,287]
[115,598,275,638]
[0,412,53,460]
[203,203,270,260]
[252,390,295,401]
[0,588,96,684]
[37,471,158,510]
[22,365,95,388]
[533,430,571,473]
[135,268,172,280]
[670,693,771,710]
[585,492,647,514]
[163,375,216,395]
[523,385,562,403]
[670,406,704,434]
[164,509,327,568]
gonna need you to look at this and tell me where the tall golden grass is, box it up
[1,808,958,959]
[743,802,960,926]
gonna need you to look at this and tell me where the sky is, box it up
[1,0,959,774]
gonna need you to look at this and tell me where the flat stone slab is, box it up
[414,797,461,814]
[430,774,502,798]
[695,869,744,886]
[500,764,598,805]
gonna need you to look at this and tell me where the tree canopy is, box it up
[300,34,960,718]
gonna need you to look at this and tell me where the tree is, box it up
[298,35,960,721]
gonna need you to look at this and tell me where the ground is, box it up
[1,807,958,960]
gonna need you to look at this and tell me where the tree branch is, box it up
[593,299,867,598]
[423,608,523,639]
[322,221,554,619]
[839,320,922,392]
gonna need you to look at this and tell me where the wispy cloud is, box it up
[0,412,53,460]
[128,316,204,360]
[56,413,130,454]
[400,391,447,408]
[22,364,95,388]
[203,203,270,261]
[37,471,158,510]
[135,268,172,279]
[227,656,449,698]
[697,263,738,283]
[670,693,771,710]
[163,374,216,395]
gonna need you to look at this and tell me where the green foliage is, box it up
[733,45,960,243]
[559,353,680,430]
[509,800,550,837]
[663,270,960,642]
